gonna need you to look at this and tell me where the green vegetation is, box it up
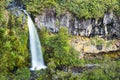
[38,28,120,80]
[39,28,80,67]
[0,26,30,79]
[90,36,105,46]
[23,0,120,18]
[0,0,120,80]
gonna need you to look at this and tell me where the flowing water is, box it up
[24,11,47,70]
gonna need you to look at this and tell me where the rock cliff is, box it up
[7,1,120,54]
[35,8,120,40]
[34,8,120,54]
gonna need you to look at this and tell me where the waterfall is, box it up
[24,10,47,70]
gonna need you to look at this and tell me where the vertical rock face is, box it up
[35,9,58,33]
[71,18,93,37]
[103,12,120,39]
[35,9,72,33]
[35,8,120,39]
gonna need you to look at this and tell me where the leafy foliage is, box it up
[0,0,120,80]
[39,28,80,67]
[22,0,120,18]
[0,5,30,78]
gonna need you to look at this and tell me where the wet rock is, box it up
[7,0,27,27]
[7,0,26,16]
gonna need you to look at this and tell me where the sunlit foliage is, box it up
[0,0,120,79]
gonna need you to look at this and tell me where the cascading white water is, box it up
[24,11,47,70]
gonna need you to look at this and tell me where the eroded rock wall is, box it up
[35,9,120,40]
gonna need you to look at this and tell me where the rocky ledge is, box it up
[70,37,120,53]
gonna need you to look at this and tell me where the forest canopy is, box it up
[1,0,120,19]
[22,0,120,18]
